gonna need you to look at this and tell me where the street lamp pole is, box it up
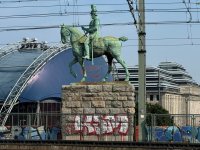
[126,0,146,141]
[138,0,147,141]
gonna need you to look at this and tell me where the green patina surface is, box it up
[60,5,130,82]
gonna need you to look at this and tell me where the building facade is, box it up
[115,62,200,125]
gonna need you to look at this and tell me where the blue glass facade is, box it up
[0,48,112,102]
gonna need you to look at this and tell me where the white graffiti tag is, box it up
[74,115,129,135]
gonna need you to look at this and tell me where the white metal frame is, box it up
[0,43,70,126]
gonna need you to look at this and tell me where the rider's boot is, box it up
[83,44,90,60]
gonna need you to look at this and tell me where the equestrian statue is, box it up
[60,5,130,82]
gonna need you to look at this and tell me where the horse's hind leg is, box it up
[69,58,78,78]
[78,58,87,82]
[102,55,113,81]
[115,55,130,81]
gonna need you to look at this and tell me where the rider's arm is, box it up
[87,19,100,33]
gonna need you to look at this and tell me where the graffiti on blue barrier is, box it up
[2,124,200,142]
[0,126,61,140]
[147,126,200,142]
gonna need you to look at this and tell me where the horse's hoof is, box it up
[125,77,129,81]
[102,78,106,82]
[81,78,86,82]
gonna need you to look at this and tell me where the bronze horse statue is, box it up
[60,24,130,82]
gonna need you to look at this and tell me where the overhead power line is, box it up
[3,20,200,32]
[0,10,130,20]
[2,37,200,46]
[0,25,60,32]
[126,0,138,32]
[0,0,59,3]
[1,2,198,10]
[0,3,128,8]
[123,43,200,47]
[0,1,198,5]
[0,22,140,32]
[1,8,200,20]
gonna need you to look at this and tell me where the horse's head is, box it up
[60,24,70,44]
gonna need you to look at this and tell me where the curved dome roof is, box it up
[0,49,43,101]
[0,47,112,102]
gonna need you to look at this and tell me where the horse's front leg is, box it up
[102,55,113,82]
[78,58,87,82]
[69,57,78,78]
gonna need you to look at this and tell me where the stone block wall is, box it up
[62,81,135,115]
[61,81,135,141]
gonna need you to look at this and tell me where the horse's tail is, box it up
[119,36,128,42]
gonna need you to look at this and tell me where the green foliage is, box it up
[146,103,168,114]
[135,102,174,126]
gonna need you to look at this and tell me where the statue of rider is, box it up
[81,5,100,60]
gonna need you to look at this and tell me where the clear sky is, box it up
[1,0,200,83]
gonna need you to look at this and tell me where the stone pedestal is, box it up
[61,81,135,141]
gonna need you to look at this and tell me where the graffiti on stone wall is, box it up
[64,115,129,136]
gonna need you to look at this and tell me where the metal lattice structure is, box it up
[0,43,70,126]
[0,43,19,59]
